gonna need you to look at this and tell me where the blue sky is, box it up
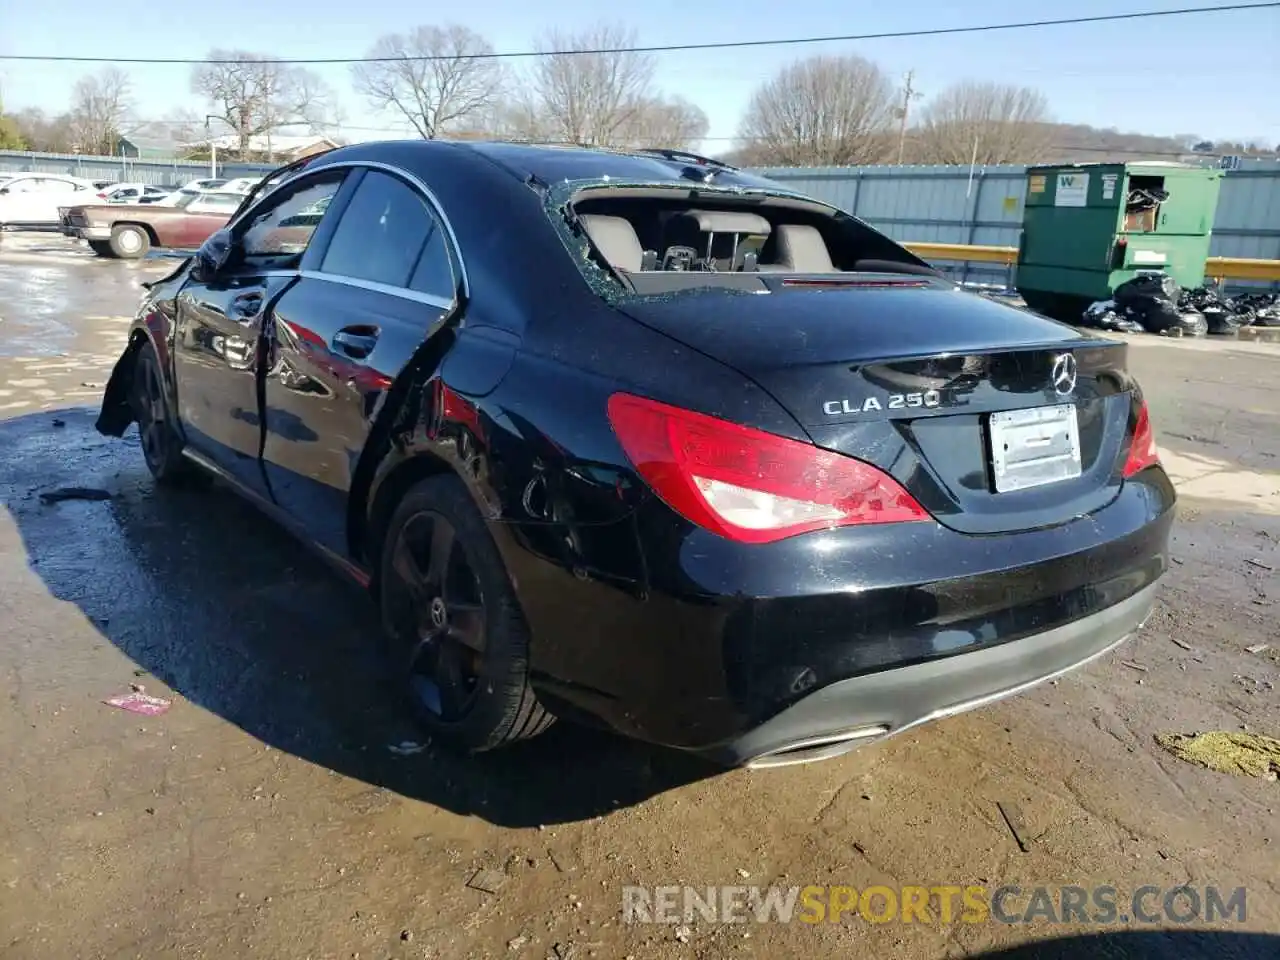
[1,0,1277,147]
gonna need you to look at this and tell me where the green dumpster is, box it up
[1015,161,1223,321]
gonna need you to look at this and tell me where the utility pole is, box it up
[204,115,219,178]
[896,71,921,165]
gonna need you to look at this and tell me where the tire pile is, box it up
[1081,274,1280,337]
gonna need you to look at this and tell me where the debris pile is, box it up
[1230,291,1280,328]
[1080,274,1280,338]
[1155,731,1280,781]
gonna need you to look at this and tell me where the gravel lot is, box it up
[1,234,1277,960]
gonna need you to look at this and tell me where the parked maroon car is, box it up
[59,191,244,259]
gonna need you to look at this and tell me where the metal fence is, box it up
[756,159,1280,291]
[3,149,1276,290]
[0,150,276,185]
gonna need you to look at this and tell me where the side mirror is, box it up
[192,228,234,282]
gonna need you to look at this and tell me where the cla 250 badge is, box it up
[823,390,942,416]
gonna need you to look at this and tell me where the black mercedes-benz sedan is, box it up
[95,140,1174,768]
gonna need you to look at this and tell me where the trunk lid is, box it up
[617,281,1135,535]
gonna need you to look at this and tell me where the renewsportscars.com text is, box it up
[622,884,1248,926]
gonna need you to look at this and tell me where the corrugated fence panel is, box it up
[0,151,276,186]
[1210,171,1280,266]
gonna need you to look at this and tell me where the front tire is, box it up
[109,224,150,259]
[88,239,115,258]
[129,340,196,485]
[379,475,554,753]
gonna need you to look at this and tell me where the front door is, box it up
[171,172,349,495]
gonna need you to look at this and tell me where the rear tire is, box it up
[109,224,150,259]
[129,340,197,485]
[88,240,115,258]
[379,475,554,753]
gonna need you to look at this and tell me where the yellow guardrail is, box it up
[903,242,1019,266]
[1204,257,1280,283]
[903,243,1280,282]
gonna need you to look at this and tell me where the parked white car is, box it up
[0,173,100,230]
[98,182,172,205]
[177,177,229,193]
[218,176,264,196]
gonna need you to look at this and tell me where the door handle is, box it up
[229,292,263,321]
[332,326,380,359]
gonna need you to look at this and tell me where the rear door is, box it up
[261,166,461,556]
[171,170,349,495]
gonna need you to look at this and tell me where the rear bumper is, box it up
[69,225,111,240]
[511,466,1175,757]
[708,580,1156,767]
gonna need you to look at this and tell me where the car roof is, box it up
[309,139,782,192]
[468,141,785,191]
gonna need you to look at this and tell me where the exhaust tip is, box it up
[745,724,891,769]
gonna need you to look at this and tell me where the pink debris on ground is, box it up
[103,692,172,716]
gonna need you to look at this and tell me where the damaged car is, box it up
[95,141,1175,767]
[59,189,245,259]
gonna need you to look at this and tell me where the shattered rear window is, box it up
[545,180,931,298]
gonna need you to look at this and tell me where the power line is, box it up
[3,3,1276,64]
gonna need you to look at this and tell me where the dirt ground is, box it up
[0,235,1277,960]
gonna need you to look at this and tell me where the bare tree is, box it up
[353,25,505,139]
[8,107,73,152]
[479,94,556,141]
[737,54,897,166]
[191,50,332,154]
[123,107,201,154]
[623,96,709,149]
[0,95,24,150]
[915,81,1052,165]
[526,24,654,145]
[505,24,708,150]
[68,68,132,154]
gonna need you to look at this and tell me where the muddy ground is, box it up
[0,235,1277,960]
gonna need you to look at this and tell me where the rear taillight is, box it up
[606,393,929,543]
[1122,399,1159,477]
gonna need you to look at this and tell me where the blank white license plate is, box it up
[990,403,1082,493]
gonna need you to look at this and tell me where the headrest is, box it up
[682,209,772,235]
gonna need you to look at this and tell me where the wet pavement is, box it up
[1,234,1278,959]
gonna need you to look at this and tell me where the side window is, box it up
[239,176,344,261]
[408,225,454,299]
[320,170,439,289]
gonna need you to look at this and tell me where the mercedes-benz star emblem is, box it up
[1051,353,1077,396]
[429,597,448,629]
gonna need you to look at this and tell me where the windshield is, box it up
[173,191,243,212]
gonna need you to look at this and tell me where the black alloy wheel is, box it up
[379,476,554,752]
[387,510,486,721]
